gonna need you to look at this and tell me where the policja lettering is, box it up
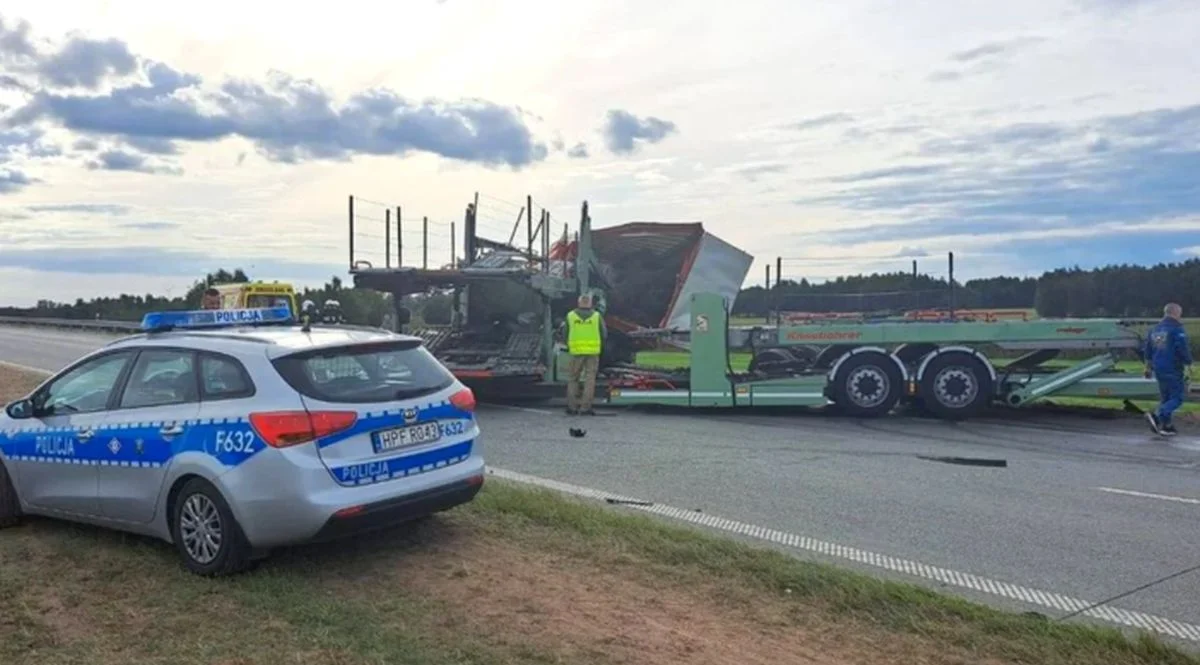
[34,434,76,457]
[339,460,391,483]
[213,309,264,324]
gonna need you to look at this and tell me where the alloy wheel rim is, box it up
[179,494,222,564]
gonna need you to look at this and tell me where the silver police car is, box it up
[0,307,485,576]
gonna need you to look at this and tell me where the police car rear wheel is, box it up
[0,462,21,528]
[171,478,252,576]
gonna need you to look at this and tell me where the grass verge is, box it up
[3,478,1197,665]
[474,482,1200,664]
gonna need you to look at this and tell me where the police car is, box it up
[0,307,484,576]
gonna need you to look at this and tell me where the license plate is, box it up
[372,422,441,454]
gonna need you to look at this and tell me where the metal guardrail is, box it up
[0,315,140,333]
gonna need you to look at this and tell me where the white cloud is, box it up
[1,0,1199,303]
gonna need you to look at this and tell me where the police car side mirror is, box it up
[5,398,33,420]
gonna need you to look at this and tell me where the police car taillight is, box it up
[449,387,476,412]
[249,410,358,448]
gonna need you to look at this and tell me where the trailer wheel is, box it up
[831,351,903,417]
[918,351,994,420]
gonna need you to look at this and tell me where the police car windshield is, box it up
[272,341,455,404]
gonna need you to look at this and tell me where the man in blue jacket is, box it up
[1144,303,1193,436]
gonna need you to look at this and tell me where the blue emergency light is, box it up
[140,306,295,332]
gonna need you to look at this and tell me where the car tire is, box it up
[918,351,994,421]
[830,351,903,418]
[0,462,21,529]
[171,477,254,577]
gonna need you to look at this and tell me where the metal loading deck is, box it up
[604,292,1171,420]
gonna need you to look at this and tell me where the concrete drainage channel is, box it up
[486,467,1200,645]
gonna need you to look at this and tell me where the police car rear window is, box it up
[271,341,455,404]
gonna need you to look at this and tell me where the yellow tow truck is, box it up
[212,281,299,317]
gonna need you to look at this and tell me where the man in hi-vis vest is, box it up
[564,293,606,415]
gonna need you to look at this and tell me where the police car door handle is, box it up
[160,423,185,436]
[77,428,95,442]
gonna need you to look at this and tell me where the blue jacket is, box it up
[1145,317,1193,377]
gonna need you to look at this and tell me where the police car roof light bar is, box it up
[140,306,295,332]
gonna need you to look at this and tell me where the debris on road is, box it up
[916,455,1008,468]
[604,498,654,506]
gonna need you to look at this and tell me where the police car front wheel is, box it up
[171,477,253,576]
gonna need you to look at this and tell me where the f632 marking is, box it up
[215,429,257,454]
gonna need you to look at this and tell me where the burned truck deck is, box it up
[346,193,753,399]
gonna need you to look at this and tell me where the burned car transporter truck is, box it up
[347,193,1168,420]
[347,194,754,400]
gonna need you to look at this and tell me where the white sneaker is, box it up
[1145,412,1164,435]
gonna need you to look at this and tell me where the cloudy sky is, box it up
[1,0,1198,306]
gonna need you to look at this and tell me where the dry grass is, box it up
[0,363,46,400]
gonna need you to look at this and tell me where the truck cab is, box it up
[213,281,299,318]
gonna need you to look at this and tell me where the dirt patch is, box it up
[28,587,98,645]
[0,363,47,402]
[321,523,1007,665]
[412,540,822,665]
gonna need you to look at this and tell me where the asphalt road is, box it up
[3,325,1199,644]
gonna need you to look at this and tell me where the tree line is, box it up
[0,269,413,327]
[733,258,1200,319]
[1,258,1197,325]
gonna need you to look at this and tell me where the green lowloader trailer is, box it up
[596,292,1176,420]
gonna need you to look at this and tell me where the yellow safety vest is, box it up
[566,310,602,356]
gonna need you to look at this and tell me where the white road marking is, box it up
[490,467,1200,643]
[1095,487,1200,505]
